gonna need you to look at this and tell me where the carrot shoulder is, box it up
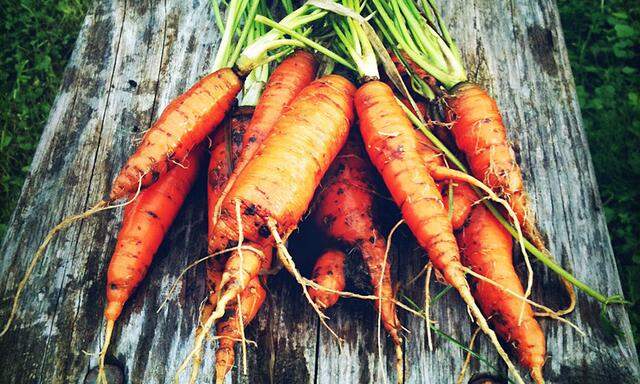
[110,68,241,201]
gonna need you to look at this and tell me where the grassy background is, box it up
[0,0,638,346]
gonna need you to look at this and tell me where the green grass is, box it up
[0,0,88,236]
[0,0,638,346]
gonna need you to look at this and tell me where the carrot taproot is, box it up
[458,204,546,384]
[446,83,544,249]
[313,137,402,346]
[210,51,318,230]
[214,276,267,384]
[308,249,346,310]
[110,69,242,201]
[178,74,355,383]
[356,80,524,384]
[98,144,206,383]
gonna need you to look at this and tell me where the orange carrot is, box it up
[110,69,242,201]
[105,145,206,321]
[214,276,267,384]
[178,74,355,383]
[210,51,318,230]
[98,144,206,383]
[446,83,543,247]
[356,80,523,382]
[313,137,401,345]
[458,204,546,383]
[308,249,346,310]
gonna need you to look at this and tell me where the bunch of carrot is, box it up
[2,1,628,383]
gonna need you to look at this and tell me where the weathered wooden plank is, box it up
[0,0,638,383]
[0,1,126,382]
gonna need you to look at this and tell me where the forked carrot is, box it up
[313,137,402,346]
[214,276,267,384]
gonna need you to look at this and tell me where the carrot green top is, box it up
[369,0,467,89]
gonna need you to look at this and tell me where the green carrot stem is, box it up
[227,0,262,67]
[213,0,242,70]
[254,15,356,70]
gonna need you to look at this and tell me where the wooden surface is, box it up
[1,0,638,383]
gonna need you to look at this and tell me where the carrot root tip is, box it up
[97,319,115,384]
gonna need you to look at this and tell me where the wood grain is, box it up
[0,0,638,383]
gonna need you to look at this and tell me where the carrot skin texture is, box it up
[214,277,267,383]
[110,68,242,201]
[105,145,206,320]
[458,204,546,381]
[447,83,536,241]
[313,138,401,344]
[207,107,253,242]
[308,249,346,310]
[209,74,356,251]
[240,51,316,156]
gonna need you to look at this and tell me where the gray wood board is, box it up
[0,0,638,383]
